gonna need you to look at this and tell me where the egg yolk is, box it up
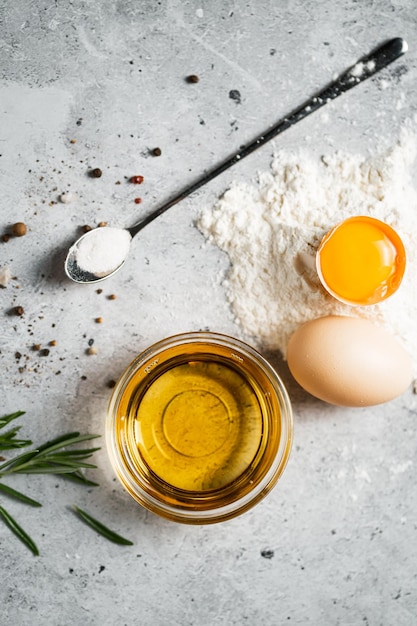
[316,216,406,305]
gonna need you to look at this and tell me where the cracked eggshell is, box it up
[287,315,413,407]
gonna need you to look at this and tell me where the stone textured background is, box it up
[0,1,416,624]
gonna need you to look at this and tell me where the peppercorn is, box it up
[95,317,103,324]
[152,147,162,157]
[40,348,50,357]
[90,168,102,178]
[49,340,57,346]
[130,175,144,184]
[186,74,200,83]
[134,197,142,204]
[108,294,117,300]
[2,234,10,243]
[82,225,92,233]
[11,222,27,237]
[13,306,24,316]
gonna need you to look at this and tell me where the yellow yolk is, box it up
[316,216,406,305]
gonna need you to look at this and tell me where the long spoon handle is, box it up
[129,37,407,238]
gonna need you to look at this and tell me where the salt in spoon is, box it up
[65,37,407,284]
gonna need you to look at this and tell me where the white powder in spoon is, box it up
[198,130,417,374]
[74,227,132,277]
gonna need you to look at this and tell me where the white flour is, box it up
[198,131,417,374]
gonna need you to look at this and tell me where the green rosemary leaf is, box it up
[36,433,100,456]
[0,482,42,507]
[0,426,32,451]
[0,411,26,429]
[61,471,99,487]
[47,447,101,458]
[0,505,39,555]
[12,464,96,475]
[0,413,32,451]
[27,455,97,468]
[73,506,134,546]
[0,449,40,474]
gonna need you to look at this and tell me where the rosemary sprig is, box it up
[0,412,133,554]
[0,432,101,477]
[73,506,134,545]
[0,412,101,555]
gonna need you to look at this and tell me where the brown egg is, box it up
[287,315,413,407]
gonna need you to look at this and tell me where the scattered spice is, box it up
[13,306,24,316]
[11,222,27,237]
[87,346,98,355]
[82,225,92,233]
[95,317,103,324]
[108,294,117,300]
[261,549,275,559]
[2,234,10,243]
[96,289,103,294]
[229,89,242,104]
[49,340,57,347]
[90,168,102,178]
[70,139,77,144]
[186,74,200,83]
[97,221,108,227]
[152,147,162,157]
[130,175,144,184]
[32,344,41,351]
[134,197,142,204]
[107,380,116,389]
[40,349,50,357]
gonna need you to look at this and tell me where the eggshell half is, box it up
[287,315,413,407]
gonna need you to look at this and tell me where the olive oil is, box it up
[107,333,293,523]
[130,358,264,491]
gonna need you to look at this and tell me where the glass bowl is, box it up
[106,332,293,524]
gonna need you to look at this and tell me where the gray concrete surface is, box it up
[0,1,416,625]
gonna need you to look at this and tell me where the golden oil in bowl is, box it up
[106,332,293,524]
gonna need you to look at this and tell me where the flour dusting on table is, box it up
[198,131,417,374]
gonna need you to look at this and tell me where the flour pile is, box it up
[198,132,417,374]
